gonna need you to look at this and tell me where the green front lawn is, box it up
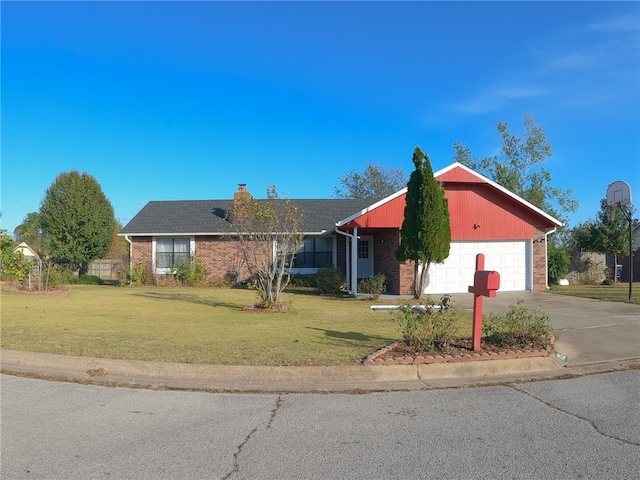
[548,282,640,304]
[1,285,473,366]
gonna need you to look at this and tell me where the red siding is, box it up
[445,184,537,240]
[344,194,406,228]
[343,184,551,240]
[343,164,558,239]
[436,168,485,183]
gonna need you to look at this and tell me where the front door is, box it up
[357,236,374,279]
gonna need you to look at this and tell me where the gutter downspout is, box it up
[124,235,133,286]
[335,226,358,295]
[544,227,557,290]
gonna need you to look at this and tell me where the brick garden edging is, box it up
[363,338,554,366]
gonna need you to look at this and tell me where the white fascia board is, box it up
[335,188,408,227]
[434,162,564,228]
[118,231,330,237]
[117,232,234,237]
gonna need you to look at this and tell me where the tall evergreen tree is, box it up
[396,146,451,299]
[39,171,115,270]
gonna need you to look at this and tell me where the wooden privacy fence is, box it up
[86,259,126,281]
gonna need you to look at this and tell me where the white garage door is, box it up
[421,241,530,295]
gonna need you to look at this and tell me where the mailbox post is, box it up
[467,254,500,351]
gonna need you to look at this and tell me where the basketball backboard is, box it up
[606,181,631,207]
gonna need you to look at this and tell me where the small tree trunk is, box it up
[415,262,429,300]
[414,261,429,299]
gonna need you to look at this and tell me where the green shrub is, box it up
[130,261,147,286]
[210,276,234,288]
[289,274,317,288]
[548,245,569,285]
[0,233,34,283]
[315,268,346,294]
[174,255,208,287]
[358,273,386,299]
[41,263,74,289]
[70,275,103,285]
[482,299,553,348]
[392,295,460,351]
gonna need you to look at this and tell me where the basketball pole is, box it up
[606,181,633,301]
[624,205,633,301]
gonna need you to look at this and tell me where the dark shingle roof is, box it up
[119,198,376,236]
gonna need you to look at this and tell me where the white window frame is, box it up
[152,236,195,274]
[284,235,337,275]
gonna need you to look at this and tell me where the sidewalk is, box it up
[2,292,638,393]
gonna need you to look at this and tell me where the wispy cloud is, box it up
[451,85,553,116]
[447,10,639,117]
[587,13,639,33]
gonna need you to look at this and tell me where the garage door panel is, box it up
[422,241,528,294]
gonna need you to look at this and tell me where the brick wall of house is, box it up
[532,229,548,291]
[195,236,248,283]
[398,261,415,295]
[373,229,402,294]
[131,237,152,266]
[335,229,414,295]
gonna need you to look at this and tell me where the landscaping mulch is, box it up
[364,336,555,366]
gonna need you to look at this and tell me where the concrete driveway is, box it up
[447,291,640,366]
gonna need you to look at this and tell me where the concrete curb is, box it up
[0,348,578,393]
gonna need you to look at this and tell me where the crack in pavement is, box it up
[267,395,283,428]
[221,395,283,479]
[511,385,640,447]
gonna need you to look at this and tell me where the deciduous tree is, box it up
[396,147,451,299]
[334,162,407,199]
[0,229,34,283]
[454,113,578,223]
[228,186,303,306]
[39,171,115,270]
[14,211,45,254]
[572,199,638,280]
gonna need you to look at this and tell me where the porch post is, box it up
[351,226,358,294]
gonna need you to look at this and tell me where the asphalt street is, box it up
[1,370,638,479]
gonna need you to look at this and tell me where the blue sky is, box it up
[2,1,639,236]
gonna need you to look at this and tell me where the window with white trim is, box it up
[292,237,333,268]
[155,238,191,270]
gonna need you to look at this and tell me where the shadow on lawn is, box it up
[131,291,241,310]
[306,326,396,346]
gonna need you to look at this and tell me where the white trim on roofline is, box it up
[334,161,563,228]
[117,230,331,237]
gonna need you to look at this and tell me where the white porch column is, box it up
[351,226,358,294]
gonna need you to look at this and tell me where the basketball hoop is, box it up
[606,181,631,208]
[605,180,634,301]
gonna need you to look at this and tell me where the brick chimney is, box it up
[232,184,252,220]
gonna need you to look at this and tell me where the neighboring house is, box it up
[119,162,563,295]
[13,242,42,288]
[14,242,40,263]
